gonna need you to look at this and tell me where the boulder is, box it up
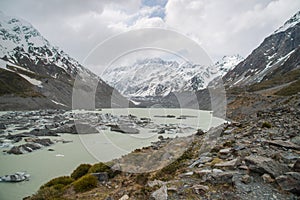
[92,172,108,182]
[276,172,300,195]
[263,140,300,150]
[293,158,300,172]
[245,155,289,178]
[56,123,98,134]
[0,123,6,130]
[119,194,129,200]
[109,124,139,134]
[151,185,167,200]
[214,158,239,169]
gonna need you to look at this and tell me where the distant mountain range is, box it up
[0,12,130,110]
[0,10,299,111]
[102,55,243,98]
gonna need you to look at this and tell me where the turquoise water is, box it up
[0,108,224,200]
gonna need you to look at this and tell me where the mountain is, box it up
[0,12,130,110]
[224,11,300,90]
[102,55,243,98]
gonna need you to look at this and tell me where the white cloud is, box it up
[164,0,300,60]
[0,0,299,66]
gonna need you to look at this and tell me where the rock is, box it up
[223,129,234,135]
[190,156,213,168]
[293,158,300,172]
[210,171,237,185]
[195,129,205,136]
[245,155,289,178]
[119,194,129,200]
[109,124,139,134]
[214,158,239,169]
[48,148,55,151]
[28,129,59,136]
[148,180,166,187]
[192,184,209,194]
[219,148,232,154]
[263,140,300,150]
[276,172,300,195]
[241,174,252,184]
[179,171,194,177]
[7,138,53,155]
[291,136,300,146]
[262,173,274,183]
[92,172,108,182]
[0,123,6,130]
[212,169,224,174]
[151,185,167,200]
[56,123,98,134]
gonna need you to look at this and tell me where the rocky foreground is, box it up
[25,93,300,200]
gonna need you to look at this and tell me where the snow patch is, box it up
[18,74,43,87]
[51,100,67,107]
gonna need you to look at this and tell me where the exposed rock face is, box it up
[276,172,300,195]
[245,155,289,178]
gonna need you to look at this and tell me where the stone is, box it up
[92,172,108,182]
[119,194,129,200]
[241,174,252,184]
[263,140,300,150]
[219,148,232,154]
[109,124,139,134]
[245,155,289,178]
[210,171,237,185]
[214,158,239,169]
[262,173,274,183]
[148,180,166,187]
[180,171,194,177]
[292,158,300,172]
[276,172,300,195]
[212,169,224,174]
[192,184,209,194]
[0,123,6,130]
[291,136,300,146]
[151,185,168,200]
[195,129,205,136]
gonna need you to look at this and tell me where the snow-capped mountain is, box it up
[102,55,243,98]
[224,11,300,87]
[0,12,129,110]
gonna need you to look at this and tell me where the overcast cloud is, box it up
[0,0,299,69]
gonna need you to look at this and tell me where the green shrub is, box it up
[88,162,116,178]
[262,122,272,129]
[31,187,62,200]
[73,174,98,193]
[71,163,92,180]
[41,176,74,189]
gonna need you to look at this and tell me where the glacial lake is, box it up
[0,108,224,200]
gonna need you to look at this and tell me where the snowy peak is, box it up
[0,12,94,79]
[215,55,243,76]
[274,11,300,34]
[102,56,242,98]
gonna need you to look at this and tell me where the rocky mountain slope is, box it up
[224,11,300,89]
[102,55,243,98]
[0,12,130,110]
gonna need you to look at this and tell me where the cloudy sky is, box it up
[1,0,300,67]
